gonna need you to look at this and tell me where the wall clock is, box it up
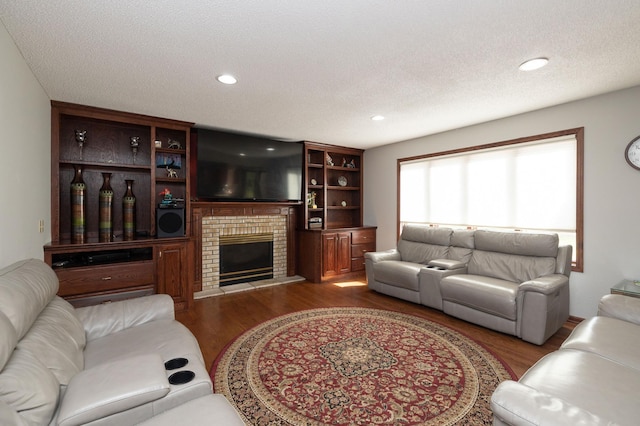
[625,135,640,170]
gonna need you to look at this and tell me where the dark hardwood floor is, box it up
[176,276,575,378]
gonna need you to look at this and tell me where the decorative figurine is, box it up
[166,167,178,178]
[168,139,182,150]
[75,130,86,159]
[159,188,172,199]
[348,159,356,168]
[308,191,317,208]
[326,153,334,166]
[342,157,347,167]
[130,136,140,163]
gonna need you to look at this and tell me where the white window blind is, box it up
[400,135,577,232]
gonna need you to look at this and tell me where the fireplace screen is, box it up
[219,233,274,286]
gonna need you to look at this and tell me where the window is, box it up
[398,128,584,271]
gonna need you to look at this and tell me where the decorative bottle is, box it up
[98,173,114,242]
[123,179,136,241]
[70,165,86,244]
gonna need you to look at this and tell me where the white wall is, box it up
[364,85,640,319]
[0,21,51,267]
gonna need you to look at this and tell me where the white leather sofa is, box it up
[0,258,243,426]
[491,294,640,425]
[365,225,572,344]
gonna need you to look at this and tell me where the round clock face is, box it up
[625,136,640,170]
[338,176,347,186]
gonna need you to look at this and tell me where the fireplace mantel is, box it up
[190,203,299,292]
[191,201,301,217]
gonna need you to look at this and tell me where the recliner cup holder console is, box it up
[165,357,195,385]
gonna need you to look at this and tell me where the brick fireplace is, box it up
[191,204,299,297]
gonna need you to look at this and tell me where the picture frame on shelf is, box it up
[155,153,182,169]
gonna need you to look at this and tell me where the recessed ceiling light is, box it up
[217,74,237,85]
[266,147,275,151]
[518,57,549,71]
[371,115,385,121]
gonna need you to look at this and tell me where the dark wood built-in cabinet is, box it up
[297,227,376,283]
[45,103,374,300]
[297,142,376,282]
[44,102,194,310]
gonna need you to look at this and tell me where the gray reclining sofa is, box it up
[365,225,572,345]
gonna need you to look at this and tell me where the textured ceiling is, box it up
[1,0,640,149]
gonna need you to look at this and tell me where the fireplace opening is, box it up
[219,233,274,286]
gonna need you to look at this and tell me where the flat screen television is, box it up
[195,128,303,202]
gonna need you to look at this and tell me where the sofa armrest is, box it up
[491,381,615,426]
[57,353,170,426]
[427,259,466,270]
[598,294,640,325]
[518,274,568,295]
[75,294,175,341]
[364,249,401,263]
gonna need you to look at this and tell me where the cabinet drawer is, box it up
[351,229,375,244]
[56,261,155,297]
[351,243,375,258]
[64,286,155,308]
[351,258,366,271]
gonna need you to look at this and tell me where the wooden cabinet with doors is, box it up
[322,231,352,278]
[156,241,192,311]
[298,227,376,283]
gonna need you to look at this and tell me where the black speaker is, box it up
[156,208,185,238]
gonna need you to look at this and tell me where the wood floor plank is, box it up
[176,277,574,378]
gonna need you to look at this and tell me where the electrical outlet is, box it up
[39,219,45,233]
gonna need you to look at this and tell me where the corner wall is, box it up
[0,21,51,267]
[364,85,640,319]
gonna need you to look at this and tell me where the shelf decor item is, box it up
[70,165,86,244]
[74,130,86,160]
[130,136,140,163]
[98,173,114,242]
[122,179,136,241]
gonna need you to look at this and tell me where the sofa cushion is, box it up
[0,311,16,371]
[561,316,640,371]
[18,297,86,385]
[397,226,451,263]
[83,319,204,369]
[451,229,475,249]
[519,349,640,425]
[372,260,422,291]
[401,225,452,245]
[137,395,245,426]
[468,250,556,283]
[0,259,58,339]
[0,348,60,425]
[440,274,519,320]
[474,230,558,257]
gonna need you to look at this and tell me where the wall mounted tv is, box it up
[195,128,303,202]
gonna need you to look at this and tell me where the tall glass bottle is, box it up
[98,173,114,242]
[123,179,136,241]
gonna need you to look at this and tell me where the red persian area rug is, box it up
[212,307,516,425]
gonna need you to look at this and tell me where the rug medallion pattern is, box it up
[213,307,515,425]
